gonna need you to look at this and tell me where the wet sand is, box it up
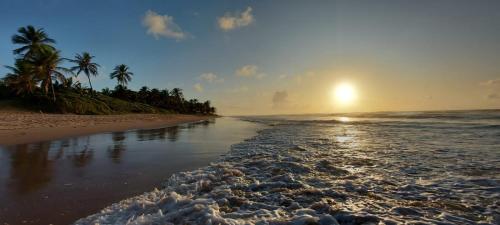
[0,111,214,145]
[0,117,260,225]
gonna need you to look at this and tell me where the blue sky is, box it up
[1,0,500,115]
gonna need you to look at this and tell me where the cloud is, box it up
[193,83,204,92]
[143,10,187,40]
[236,65,258,77]
[487,93,500,100]
[294,71,316,84]
[279,74,288,79]
[228,86,249,93]
[235,64,266,79]
[256,73,267,79]
[272,91,289,109]
[218,7,254,31]
[199,73,223,83]
[480,78,500,86]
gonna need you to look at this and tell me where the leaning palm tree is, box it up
[68,52,100,92]
[110,64,133,87]
[11,25,56,58]
[29,49,71,101]
[3,60,37,96]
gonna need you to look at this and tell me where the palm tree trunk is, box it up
[51,79,56,102]
[42,80,49,96]
[87,75,93,95]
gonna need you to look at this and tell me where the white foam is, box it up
[75,119,499,225]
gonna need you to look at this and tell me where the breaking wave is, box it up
[75,112,500,225]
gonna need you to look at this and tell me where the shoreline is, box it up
[0,111,216,146]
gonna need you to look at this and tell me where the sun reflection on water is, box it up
[338,117,350,122]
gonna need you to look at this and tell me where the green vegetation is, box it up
[1,25,216,115]
[68,52,100,93]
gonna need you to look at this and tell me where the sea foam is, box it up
[75,115,500,225]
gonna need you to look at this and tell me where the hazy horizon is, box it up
[1,0,500,115]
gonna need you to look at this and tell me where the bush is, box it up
[0,81,11,99]
[95,94,159,114]
[54,91,113,114]
[1,89,173,115]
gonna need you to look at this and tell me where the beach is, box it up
[0,111,498,224]
[0,117,260,225]
[0,111,213,145]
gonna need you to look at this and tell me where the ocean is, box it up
[75,110,500,224]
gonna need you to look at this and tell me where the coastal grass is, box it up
[0,90,171,115]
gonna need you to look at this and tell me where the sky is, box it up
[1,0,499,115]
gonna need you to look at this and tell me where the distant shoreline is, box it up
[0,111,216,146]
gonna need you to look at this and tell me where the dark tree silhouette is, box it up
[12,25,55,58]
[3,60,37,96]
[2,25,217,114]
[110,64,133,87]
[68,52,100,92]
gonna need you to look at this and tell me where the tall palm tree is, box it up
[170,88,183,101]
[68,52,100,92]
[29,49,70,101]
[170,88,184,111]
[3,60,37,96]
[11,25,56,58]
[110,64,133,87]
[203,101,211,114]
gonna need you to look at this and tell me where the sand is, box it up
[0,111,214,145]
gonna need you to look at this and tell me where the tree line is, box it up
[0,25,215,115]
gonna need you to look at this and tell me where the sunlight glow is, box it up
[332,83,357,105]
[338,116,350,122]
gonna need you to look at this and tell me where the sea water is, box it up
[76,110,500,224]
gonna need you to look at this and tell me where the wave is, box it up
[75,116,499,224]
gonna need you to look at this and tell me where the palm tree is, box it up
[29,49,70,101]
[138,86,149,102]
[170,88,184,112]
[110,64,133,87]
[170,88,184,103]
[203,101,211,114]
[12,25,56,58]
[68,52,100,92]
[3,60,37,96]
[101,87,111,96]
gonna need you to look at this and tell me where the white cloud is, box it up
[279,74,288,79]
[480,78,500,86]
[235,65,267,79]
[294,71,316,84]
[193,83,204,92]
[228,86,249,93]
[236,65,258,77]
[199,73,223,83]
[143,10,187,40]
[256,73,267,80]
[218,7,254,31]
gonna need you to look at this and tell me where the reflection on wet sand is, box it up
[7,142,54,194]
[0,118,259,225]
[136,126,179,142]
[2,119,218,196]
[71,137,94,168]
[134,119,214,142]
[108,132,126,163]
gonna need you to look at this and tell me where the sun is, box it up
[331,83,356,104]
